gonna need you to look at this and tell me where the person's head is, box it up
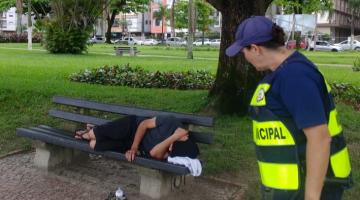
[169,137,199,159]
[226,16,287,71]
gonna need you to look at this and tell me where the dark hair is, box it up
[170,137,199,159]
[246,23,285,49]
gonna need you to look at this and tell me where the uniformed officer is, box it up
[225,16,352,200]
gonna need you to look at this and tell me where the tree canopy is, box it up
[273,0,333,14]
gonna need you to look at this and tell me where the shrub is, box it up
[0,32,43,43]
[353,57,360,72]
[44,21,91,54]
[331,82,360,110]
[69,64,214,90]
[43,0,102,54]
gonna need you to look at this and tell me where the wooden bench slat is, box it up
[49,109,213,144]
[16,127,190,175]
[53,96,214,127]
[49,109,110,125]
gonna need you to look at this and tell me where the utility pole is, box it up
[350,8,355,50]
[27,0,32,50]
[187,0,195,59]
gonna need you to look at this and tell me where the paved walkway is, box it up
[0,151,245,200]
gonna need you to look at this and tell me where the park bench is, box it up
[16,96,214,199]
[114,46,140,56]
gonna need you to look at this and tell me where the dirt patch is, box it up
[0,152,248,200]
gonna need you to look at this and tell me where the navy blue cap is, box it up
[226,16,274,57]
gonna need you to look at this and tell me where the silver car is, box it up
[165,37,187,46]
[309,41,343,52]
[334,40,360,51]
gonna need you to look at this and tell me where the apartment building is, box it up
[109,0,169,38]
[317,0,360,42]
[0,7,17,32]
[268,0,360,42]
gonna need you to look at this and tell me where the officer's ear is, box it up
[250,44,261,56]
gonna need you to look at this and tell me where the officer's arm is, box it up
[303,124,332,200]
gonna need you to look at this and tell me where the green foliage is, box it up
[195,0,214,33]
[43,0,102,54]
[115,0,149,13]
[0,0,14,12]
[174,0,188,29]
[152,3,169,39]
[273,0,333,14]
[44,21,91,54]
[69,64,214,90]
[349,0,360,16]
[331,82,360,110]
[174,0,215,31]
[353,57,360,72]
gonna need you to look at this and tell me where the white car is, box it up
[115,37,143,45]
[143,39,159,45]
[309,41,343,52]
[334,40,360,51]
[210,39,221,47]
[88,36,105,44]
[193,38,211,46]
[165,37,187,46]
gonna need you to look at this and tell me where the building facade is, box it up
[0,7,17,32]
[318,0,360,42]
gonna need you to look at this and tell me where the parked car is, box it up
[334,40,360,51]
[88,35,105,44]
[115,37,143,45]
[165,37,187,46]
[143,39,159,45]
[210,39,221,47]
[193,38,211,46]
[309,41,343,52]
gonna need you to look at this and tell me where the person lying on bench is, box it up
[75,115,199,162]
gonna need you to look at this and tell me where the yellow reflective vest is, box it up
[249,82,352,198]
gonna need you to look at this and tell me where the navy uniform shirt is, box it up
[262,51,332,130]
[138,115,184,153]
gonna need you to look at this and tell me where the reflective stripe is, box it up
[253,121,295,146]
[250,84,271,106]
[328,109,342,137]
[258,161,299,190]
[325,80,332,93]
[330,147,352,178]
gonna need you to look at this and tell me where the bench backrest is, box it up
[114,47,137,51]
[50,96,214,144]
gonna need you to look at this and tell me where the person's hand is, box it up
[178,134,189,141]
[125,148,137,162]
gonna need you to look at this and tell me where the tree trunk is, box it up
[162,16,164,40]
[187,0,195,59]
[16,0,23,35]
[170,0,176,37]
[206,0,272,115]
[27,0,32,50]
[105,11,116,44]
[350,8,354,50]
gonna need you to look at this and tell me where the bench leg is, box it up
[138,167,194,199]
[33,140,88,171]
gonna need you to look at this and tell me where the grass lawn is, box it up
[0,43,359,199]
